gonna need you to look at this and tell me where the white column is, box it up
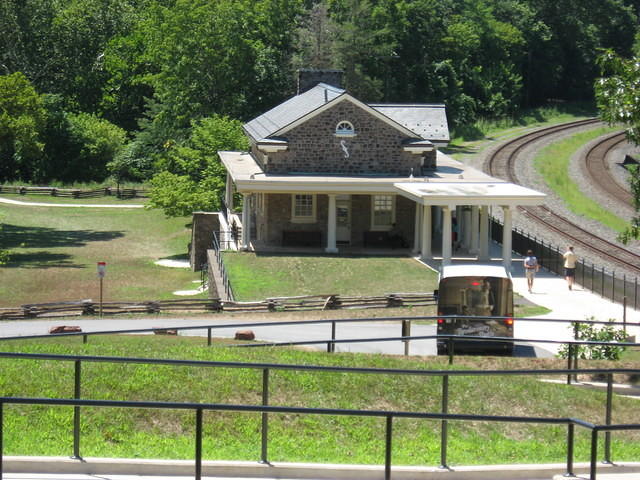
[420,205,432,261]
[441,206,452,266]
[502,205,512,271]
[326,194,338,253]
[478,205,490,261]
[241,193,251,250]
[413,203,422,255]
[462,207,472,251]
[225,173,234,212]
[470,206,479,255]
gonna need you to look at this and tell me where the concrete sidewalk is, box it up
[2,456,640,480]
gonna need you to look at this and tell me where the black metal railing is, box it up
[212,231,235,300]
[0,348,638,480]
[491,219,640,310]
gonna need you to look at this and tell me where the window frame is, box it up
[370,194,396,231]
[335,120,356,137]
[291,194,317,223]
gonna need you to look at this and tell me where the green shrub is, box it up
[557,317,627,361]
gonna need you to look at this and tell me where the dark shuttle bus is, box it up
[436,264,514,355]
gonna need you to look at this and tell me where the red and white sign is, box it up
[97,261,107,278]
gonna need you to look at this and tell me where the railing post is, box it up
[566,422,575,477]
[261,368,269,463]
[623,297,627,336]
[590,429,599,480]
[601,266,605,298]
[567,344,573,385]
[603,374,613,464]
[385,415,393,480]
[440,375,449,469]
[402,320,410,356]
[591,263,595,292]
[83,334,87,344]
[327,321,336,353]
[447,337,454,365]
[73,360,82,459]
[207,328,212,347]
[609,270,617,303]
[195,408,203,480]
[1,401,3,480]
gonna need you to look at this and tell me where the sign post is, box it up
[97,262,106,318]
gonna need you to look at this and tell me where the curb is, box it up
[3,457,640,479]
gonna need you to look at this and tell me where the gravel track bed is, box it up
[472,124,640,278]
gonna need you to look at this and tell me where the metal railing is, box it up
[0,348,638,480]
[212,231,235,300]
[1,315,638,371]
[491,219,640,310]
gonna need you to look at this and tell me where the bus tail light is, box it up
[504,318,514,326]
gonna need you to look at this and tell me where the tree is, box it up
[595,47,640,243]
[0,72,46,182]
[147,115,248,217]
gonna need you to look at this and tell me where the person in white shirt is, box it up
[523,249,539,293]
[563,246,578,290]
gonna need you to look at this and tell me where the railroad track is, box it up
[584,131,633,207]
[486,119,640,275]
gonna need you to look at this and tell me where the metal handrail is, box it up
[0,393,637,480]
[212,231,234,300]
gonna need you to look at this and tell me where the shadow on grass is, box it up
[3,251,82,269]
[0,224,125,249]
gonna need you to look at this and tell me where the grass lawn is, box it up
[0,200,203,306]
[222,252,439,301]
[533,126,629,232]
[0,335,637,465]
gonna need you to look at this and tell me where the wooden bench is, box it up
[363,231,407,248]
[282,230,322,247]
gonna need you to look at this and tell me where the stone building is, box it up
[215,73,545,270]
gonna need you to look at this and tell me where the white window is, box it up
[291,194,316,223]
[335,120,355,137]
[371,195,395,230]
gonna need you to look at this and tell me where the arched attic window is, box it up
[335,120,356,137]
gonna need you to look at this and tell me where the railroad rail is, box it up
[583,131,633,207]
[485,118,640,276]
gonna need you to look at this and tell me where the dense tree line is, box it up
[1,0,639,214]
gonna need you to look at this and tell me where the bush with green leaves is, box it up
[557,317,628,361]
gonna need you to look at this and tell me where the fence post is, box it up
[327,321,336,353]
[590,429,599,480]
[623,297,628,336]
[207,328,212,347]
[566,422,575,477]
[261,368,269,463]
[635,277,638,311]
[195,408,203,480]
[384,416,393,480]
[73,360,82,459]
[604,374,613,464]
[611,271,616,302]
[440,375,449,469]
[1,401,3,480]
[402,320,411,356]
[566,344,573,385]
[601,266,605,298]
[591,263,595,292]
[447,337,454,365]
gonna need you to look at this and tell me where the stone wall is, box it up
[264,101,422,176]
[190,212,219,271]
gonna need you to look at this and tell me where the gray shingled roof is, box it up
[370,104,450,143]
[243,84,450,144]
[244,83,345,141]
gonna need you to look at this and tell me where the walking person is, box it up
[563,246,578,290]
[523,249,539,293]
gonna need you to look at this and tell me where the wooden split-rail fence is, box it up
[0,185,147,199]
[0,293,435,320]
